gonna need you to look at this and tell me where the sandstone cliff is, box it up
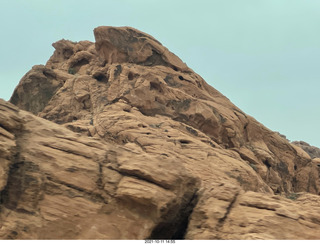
[1,26,319,239]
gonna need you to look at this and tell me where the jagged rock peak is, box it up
[93,26,189,71]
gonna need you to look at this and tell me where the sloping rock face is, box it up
[292,141,320,159]
[4,26,320,239]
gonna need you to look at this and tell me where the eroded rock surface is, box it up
[3,26,320,239]
[292,141,320,159]
[0,99,199,239]
[186,183,320,240]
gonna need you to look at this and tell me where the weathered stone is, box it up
[2,26,320,239]
[0,99,199,239]
[292,140,320,159]
[186,184,320,240]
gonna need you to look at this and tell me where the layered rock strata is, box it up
[2,26,320,239]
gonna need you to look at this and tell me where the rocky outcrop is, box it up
[0,99,199,239]
[4,26,320,239]
[9,65,64,115]
[186,183,320,240]
[292,141,320,159]
[94,26,189,71]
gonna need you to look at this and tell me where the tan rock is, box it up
[3,26,320,239]
[10,65,63,115]
[292,140,320,159]
[0,99,198,239]
[94,26,189,71]
[186,184,320,240]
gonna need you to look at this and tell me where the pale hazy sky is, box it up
[1,0,320,147]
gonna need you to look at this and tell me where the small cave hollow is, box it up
[150,81,163,93]
[274,188,281,194]
[63,48,74,59]
[172,66,178,71]
[178,75,184,81]
[149,192,199,240]
[114,65,122,78]
[263,159,271,169]
[69,58,90,74]
[179,139,191,145]
[128,71,138,81]
[93,72,109,83]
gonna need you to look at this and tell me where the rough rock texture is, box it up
[292,141,320,159]
[3,26,320,239]
[186,182,320,239]
[0,99,198,239]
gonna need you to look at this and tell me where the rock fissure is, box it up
[113,167,171,191]
[239,202,277,211]
[54,136,105,150]
[41,142,92,159]
[216,191,240,233]
[0,117,27,208]
[46,176,107,203]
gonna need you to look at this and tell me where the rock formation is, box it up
[292,141,320,159]
[1,26,320,239]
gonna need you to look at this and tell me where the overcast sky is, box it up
[1,0,320,147]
